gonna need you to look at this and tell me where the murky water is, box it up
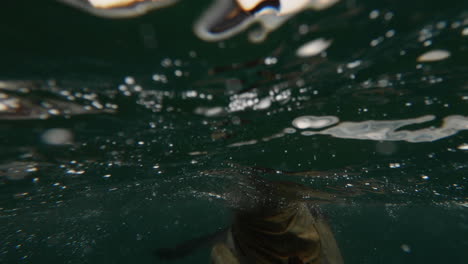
[0,0,467,263]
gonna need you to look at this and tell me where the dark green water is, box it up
[0,0,467,263]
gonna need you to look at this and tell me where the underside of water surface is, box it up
[0,0,467,263]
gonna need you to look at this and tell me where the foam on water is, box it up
[299,115,468,142]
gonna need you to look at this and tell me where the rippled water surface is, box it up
[1,0,467,263]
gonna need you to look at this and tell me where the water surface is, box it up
[0,0,467,263]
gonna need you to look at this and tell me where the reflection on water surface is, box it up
[58,0,179,17]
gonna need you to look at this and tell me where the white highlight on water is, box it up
[296,38,332,57]
[89,0,141,8]
[457,143,468,150]
[462,27,468,36]
[417,49,451,62]
[292,115,339,129]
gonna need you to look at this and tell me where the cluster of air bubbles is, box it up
[368,9,394,21]
[59,160,86,180]
[161,58,187,78]
[46,80,116,112]
[228,92,261,112]
[417,20,452,44]
[117,75,178,113]
[358,76,400,90]
[0,81,117,120]
[264,57,278,65]
[388,163,401,169]
[161,58,182,68]
[181,90,213,101]
[412,18,468,62]
[226,88,277,113]
[150,57,189,84]
[118,76,143,96]
[369,29,396,47]
[61,90,118,112]
[152,74,168,83]
[0,162,39,181]
[420,75,444,84]
[270,87,292,104]
[51,181,67,190]
[367,9,396,47]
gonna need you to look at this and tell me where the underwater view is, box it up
[1,0,467,263]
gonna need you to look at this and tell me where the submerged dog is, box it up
[211,196,343,263]
[155,171,344,263]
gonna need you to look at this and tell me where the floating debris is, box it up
[417,49,451,62]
